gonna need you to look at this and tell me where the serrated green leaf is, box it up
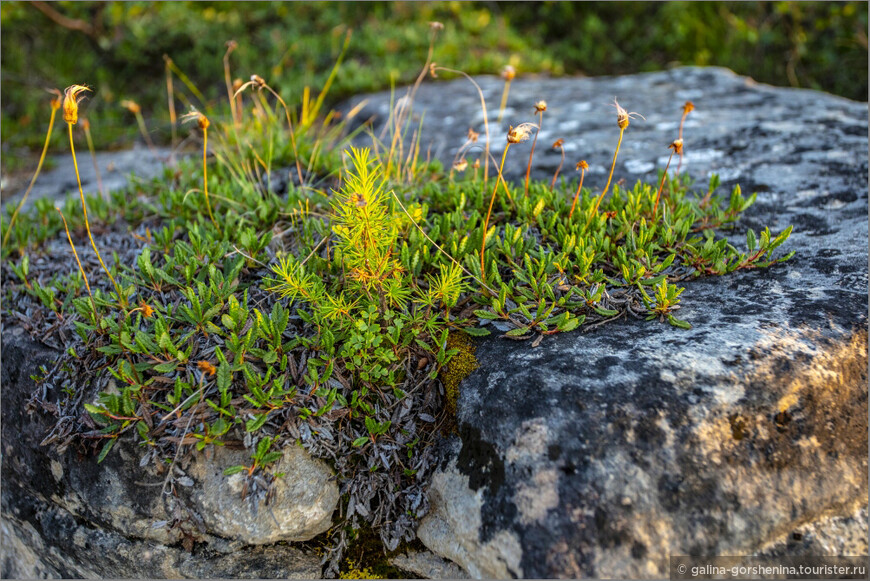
[462,327,491,337]
[505,327,530,337]
[667,314,692,329]
[473,309,499,320]
[97,437,117,463]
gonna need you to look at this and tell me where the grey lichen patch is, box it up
[417,458,524,579]
[505,420,560,526]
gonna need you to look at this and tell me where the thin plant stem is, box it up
[263,84,305,189]
[653,152,675,220]
[386,26,438,177]
[497,79,511,123]
[569,168,587,220]
[3,104,58,248]
[68,122,123,304]
[223,44,238,128]
[433,66,491,185]
[164,56,177,149]
[595,127,625,214]
[201,126,218,231]
[480,144,511,283]
[56,207,94,307]
[134,110,156,153]
[551,147,565,191]
[524,110,543,195]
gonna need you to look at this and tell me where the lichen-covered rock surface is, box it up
[1,144,174,213]
[348,66,868,577]
[2,66,867,579]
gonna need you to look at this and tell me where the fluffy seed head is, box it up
[250,74,267,90]
[576,160,589,171]
[182,109,210,130]
[429,21,444,31]
[669,138,684,155]
[501,65,516,81]
[534,100,547,113]
[507,122,536,144]
[611,97,644,130]
[453,159,468,172]
[62,85,91,125]
[48,88,63,111]
[121,99,141,114]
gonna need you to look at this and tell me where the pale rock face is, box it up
[186,444,339,544]
[343,67,868,578]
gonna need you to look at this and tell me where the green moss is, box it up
[441,331,478,417]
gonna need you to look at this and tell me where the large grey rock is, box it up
[0,327,331,578]
[1,143,174,211]
[346,68,869,577]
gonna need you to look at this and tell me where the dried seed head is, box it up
[611,97,644,130]
[453,159,468,172]
[140,301,154,318]
[552,138,564,149]
[429,21,444,31]
[250,74,267,90]
[80,118,90,131]
[576,160,589,171]
[120,99,141,115]
[429,63,438,78]
[232,78,243,92]
[467,127,479,143]
[682,101,695,115]
[501,65,516,81]
[181,109,209,130]
[48,88,63,111]
[225,39,238,53]
[669,138,684,155]
[534,100,547,113]
[197,360,217,376]
[472,159,480,169]
[62,85,91,125]
[507,122,536,144]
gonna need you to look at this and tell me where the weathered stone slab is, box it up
[1,143,174,211]
[345,67,869,577]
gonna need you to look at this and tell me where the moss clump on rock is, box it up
[440,331,479,417]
